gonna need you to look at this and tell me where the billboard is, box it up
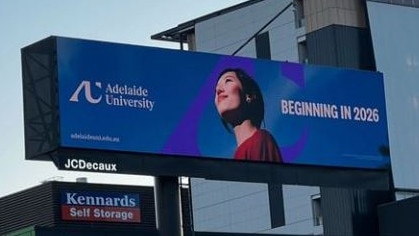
[61,190,141,223]
[21,36,390,184]
[53,37,388,169]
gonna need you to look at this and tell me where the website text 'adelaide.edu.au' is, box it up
[70,133,120,143]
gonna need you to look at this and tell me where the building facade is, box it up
[152,0,419,235]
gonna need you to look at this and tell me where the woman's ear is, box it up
[245,94,256,103]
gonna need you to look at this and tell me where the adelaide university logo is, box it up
[69,80,155,111]
[69,81,102,104]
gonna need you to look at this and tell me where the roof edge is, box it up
[150,0,264,42]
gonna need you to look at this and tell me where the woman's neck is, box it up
[233,120,258,146]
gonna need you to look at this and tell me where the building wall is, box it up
[366,1,419,193]
[194,0,298,62]
[190,0,321,234]
[269,185,322,235]
[187,0,402,235]
[304,0,367,33]
[378,195,419,236]
[191,179,322,234]
[321,188,393,236]
[191,179,272,233]
[306,24,375,70]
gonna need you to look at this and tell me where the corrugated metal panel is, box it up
[0,183,55,235]
[307,25,338,67]
[181,187,193,236]
[321,187,393,236]
[306,25,375,71]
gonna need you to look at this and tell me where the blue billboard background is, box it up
[57,37,389,169]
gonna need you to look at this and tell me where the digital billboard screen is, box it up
[53,37,389,170]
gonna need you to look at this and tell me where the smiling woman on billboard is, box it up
[214,68,283,163]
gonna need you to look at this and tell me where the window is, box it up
[255,32,271,60]
[311,194,323,226]
[297,36,308,63]
[294,0,305,28]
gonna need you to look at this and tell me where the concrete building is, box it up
[152,1,419,235]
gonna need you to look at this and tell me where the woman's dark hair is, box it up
[217,68,265,129]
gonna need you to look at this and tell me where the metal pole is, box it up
[154,176,182,236]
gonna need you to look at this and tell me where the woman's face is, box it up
[215,71,244,122]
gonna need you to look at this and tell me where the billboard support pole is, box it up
[154,176,182,236]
